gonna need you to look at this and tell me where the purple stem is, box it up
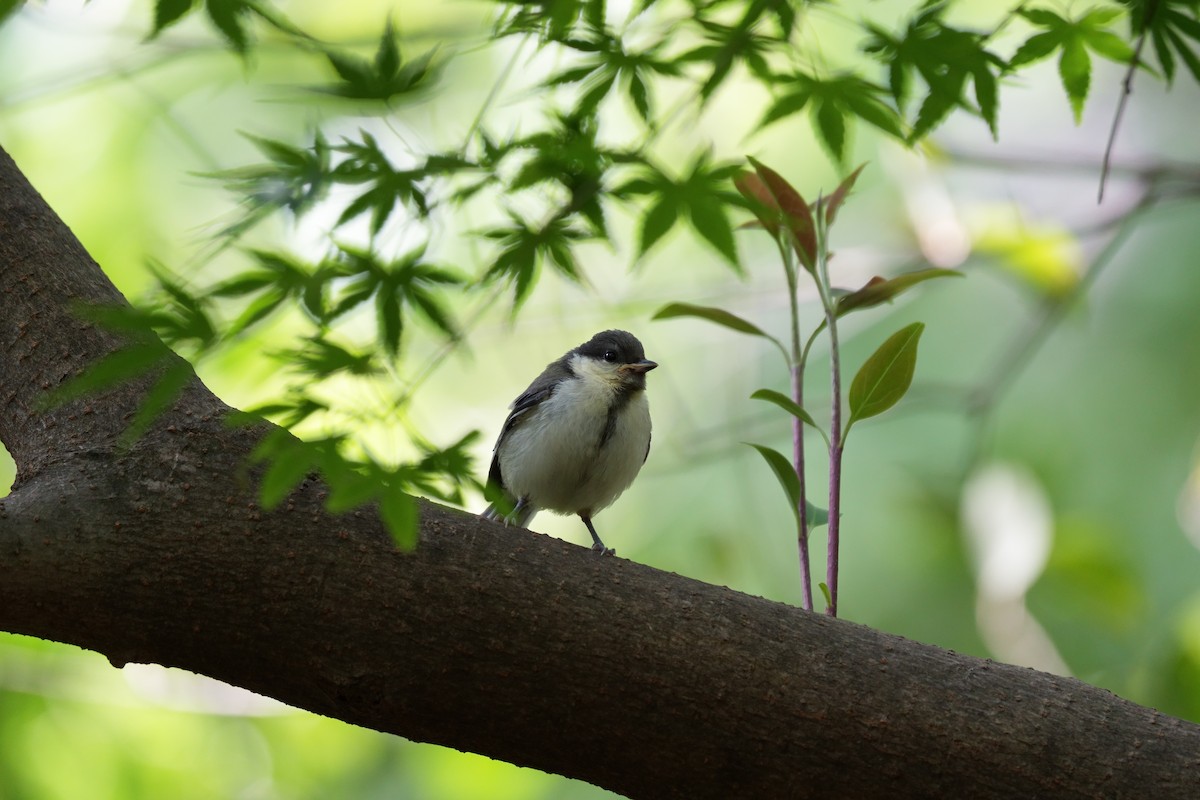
[826,442,843,617]
[792,361,813,612]
[825,317,843,617]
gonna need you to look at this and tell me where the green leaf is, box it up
[1008,5,1134,121]
[484,214,588,306]
[819,582,833,607]
[864,9,1004,142]
[147,267,220,355]
[246,397,327,429]
[0,0,21,26]
[205,0,253,53]
[407,430,483,506]
[751,389,831,451]
[380,491,419,549]
[909,88,957,143]
[377,290,402,357]
[375,18,400,78]
[206,134,332,233]
[1152,27,1177,82]
[259,443,319,509]
[121,361,193,445]
[680,18,777,100]
[409,288,458,340]
[1059,37,1091,123]
[639,197,679,256]
[316,28,438,102]
[1081,27,1134,63]
[972,63,998,138]
[841,91,906,140]
[324,467,380,514]
[1021,8,1063,27]
[42,340,169,410]
[544,28,677,121]
[652,302,772,339]
[289,338,382,378]
[494,0,590,40]
[688,196,738,265]
[209,271,276,297]
[331,133,432,230]
[228,289,288,336]
[1164,6,1200,41]
[744,444,826,527]
[835,268,961,317]
[327,243,460,349]
[759,71,905,152]
[628,72,651,121]
[619,152,742,269]
[760,89,812,128]
[150,0,195,35]
[847,322,925,430]
[747,443,802,525]
[1009,30,1062,68]
[749,389,822,433]
[1167,25,1200,84]
[814,100,846,163]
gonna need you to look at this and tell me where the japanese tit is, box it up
[482,330,657,555]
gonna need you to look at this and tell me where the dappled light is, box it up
[3,0,1200,797]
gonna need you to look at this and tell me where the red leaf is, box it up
[748,158,816,270]
[835,268,962,317]
[825,163,866,226]
[733,171,781,239]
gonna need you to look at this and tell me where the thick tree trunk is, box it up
[2,144,1198,799]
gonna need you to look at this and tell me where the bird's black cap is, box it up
[576,330,648,365]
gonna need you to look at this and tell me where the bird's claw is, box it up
[591,543,616,557]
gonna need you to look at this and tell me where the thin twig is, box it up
[944,148,1200,184]
[1099,0,1158,203]
[1098,37,1145,203]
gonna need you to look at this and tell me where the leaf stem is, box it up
[815,205,842,618]
[780,239,814,613]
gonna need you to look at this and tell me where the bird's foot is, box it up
[591,542,616,557]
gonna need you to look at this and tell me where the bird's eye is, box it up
[603,350,619,363]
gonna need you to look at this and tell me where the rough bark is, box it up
[2,144,1198,799]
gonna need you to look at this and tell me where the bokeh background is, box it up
[2,0,1199,797]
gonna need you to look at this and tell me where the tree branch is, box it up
[2,144,1199,798]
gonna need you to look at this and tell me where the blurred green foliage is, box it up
[2,0,1200,797]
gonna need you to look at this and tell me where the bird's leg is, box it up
[580,515,615,556]
[486,496,528,527]
[507,496,530,527]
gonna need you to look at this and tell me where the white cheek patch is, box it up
[570,353,624,388]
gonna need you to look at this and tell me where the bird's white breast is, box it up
[498,357,651,517]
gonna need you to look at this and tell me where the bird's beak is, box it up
[620,359,658,375]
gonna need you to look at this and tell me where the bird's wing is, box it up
[487,358,572,491]
[644,430,652,464]
[486,392,548,489]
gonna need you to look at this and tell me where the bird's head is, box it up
[574,329,657,391]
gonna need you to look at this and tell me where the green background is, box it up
[2,1,1199,797]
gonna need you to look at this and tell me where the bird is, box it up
[482,329,657,555]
